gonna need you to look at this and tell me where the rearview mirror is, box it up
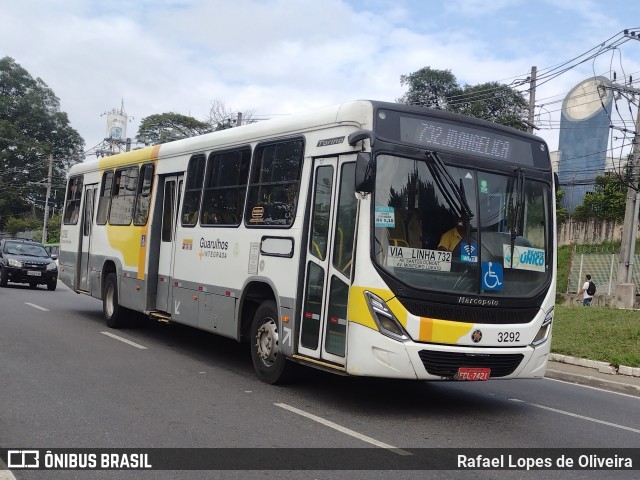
[355,152,373,193]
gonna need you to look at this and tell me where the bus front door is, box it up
[298,156,356,366]
[78,184,97,293]
[156,175,183,314]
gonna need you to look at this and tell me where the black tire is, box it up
[250,300,293,384]
[47,279,57,291]
[103,273,126,328]
[0,268,7,287]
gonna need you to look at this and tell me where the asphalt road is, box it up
[1,281,638,480]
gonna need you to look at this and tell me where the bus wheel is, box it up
[250,300,291,384]
[103,273,125,328]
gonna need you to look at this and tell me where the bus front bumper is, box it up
[345,322,550,380]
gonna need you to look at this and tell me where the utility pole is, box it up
[41,153,53,244]
[527,66,537,134]
[608,31,640,306]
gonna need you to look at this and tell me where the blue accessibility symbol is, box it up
[482,261,503,291]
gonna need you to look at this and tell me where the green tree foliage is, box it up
[4,216,41,236]
[397,67,528,132]
[0,56,84,230]
[572,173,627,222]
[46,213,62,243]
[136,113,213,146]
[556,188,568,224]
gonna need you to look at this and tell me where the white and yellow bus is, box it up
[59,100,556,384]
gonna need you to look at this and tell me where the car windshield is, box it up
[373,154,552,298]
[4,242,50,258]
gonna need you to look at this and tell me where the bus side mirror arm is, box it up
[355,152,374,193]
[348,129,375,149]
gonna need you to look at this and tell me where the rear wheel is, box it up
[250,300,293,384]
[103,273,126,328]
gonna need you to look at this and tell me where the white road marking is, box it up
[100,331,147,350]
[509,398,640,434]
[0,457,17,480]
[25,302,49,311]
[545,376,640,399]
[275,403,411,456]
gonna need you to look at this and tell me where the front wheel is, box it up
[0,268,7,287]
[47,279,57,291]
[103,273,126,328]
[250,300,293,384]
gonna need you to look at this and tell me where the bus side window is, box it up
[133,163,155,226]
[109,166,138,226]
[63,175,84,225]
[182,154,205,226]
[245,139,303,227]
[96,170,114,225]
[201,148,251,226]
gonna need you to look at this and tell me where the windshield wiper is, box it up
[425,151,474,220]
[508,167,526,268]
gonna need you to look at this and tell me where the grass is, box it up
[551,305,640,367]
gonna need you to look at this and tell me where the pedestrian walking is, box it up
[578,274,596,306]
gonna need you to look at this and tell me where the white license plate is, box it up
[27,271,42,276]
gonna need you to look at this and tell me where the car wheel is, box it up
[0,268,7,287]
[103,273,126,328]
[250,300,293,384]
[47,279,57,291]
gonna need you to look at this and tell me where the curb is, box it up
[545,368,640,397]
[549,353,640,377]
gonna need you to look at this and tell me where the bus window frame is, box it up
[63,175,84,225]
[108,165,139,226]
[96,170,114,226]
[133,163,155,226]
[181,153,206,228]
[244,136,305,229]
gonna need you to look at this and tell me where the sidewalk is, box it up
[545,354,640,397]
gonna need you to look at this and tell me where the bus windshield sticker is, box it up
[386,246,452,272]
[482,261,503,291]
[460,242,478,263]
[502,244,545,272]
[375,206,395,228]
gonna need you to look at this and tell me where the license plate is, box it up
[455,367,490,381]
[27,271,41,276]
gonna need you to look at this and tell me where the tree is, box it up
[136,113,213,146]
[208,98,254,131]
[572,173,627,222]
[0,56,84,230]
[4,216,41,237]
[397,67,528,131]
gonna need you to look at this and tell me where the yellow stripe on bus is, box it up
[418,317,473,344]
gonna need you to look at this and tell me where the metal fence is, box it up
[567,245,640,295]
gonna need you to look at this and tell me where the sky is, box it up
[1,0,640,160]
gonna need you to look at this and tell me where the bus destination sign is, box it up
[399,116,533,164]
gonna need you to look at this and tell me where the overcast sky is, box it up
[1,0,639,158]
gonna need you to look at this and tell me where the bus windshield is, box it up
[373,153,552,298]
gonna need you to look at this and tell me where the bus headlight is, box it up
[531,306,553,346]
[363,291,408,341]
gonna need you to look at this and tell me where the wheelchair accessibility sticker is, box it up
[482,261,503,291]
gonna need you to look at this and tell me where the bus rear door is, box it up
[78,184,97,293]
[156,175,183,314]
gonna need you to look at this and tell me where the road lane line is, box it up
[25,302,49,311]
[100,331,148,350]
[509,398,640,434]
[275,403,411,456]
